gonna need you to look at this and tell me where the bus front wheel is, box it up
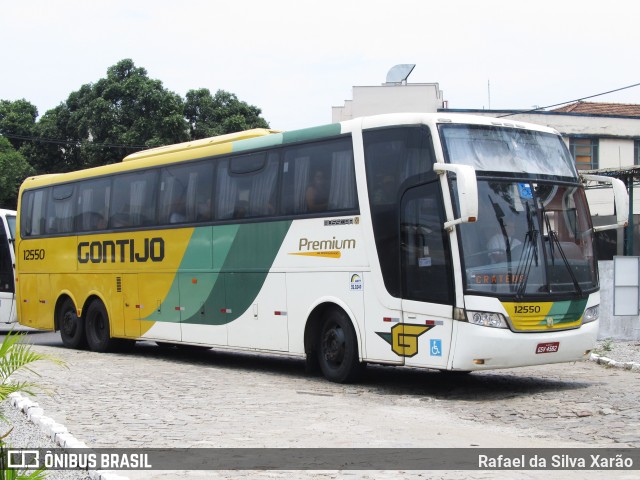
[318,309,363,383]
[58,298,87,349]
[85,300,116,353]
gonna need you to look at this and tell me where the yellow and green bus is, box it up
[16,113,627,382]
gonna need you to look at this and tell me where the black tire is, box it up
[318,309,363,383]
[85,300,116,352]
[58,298,87,349]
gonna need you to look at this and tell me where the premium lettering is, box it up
[78,238,164,263]
[298,237,356,251]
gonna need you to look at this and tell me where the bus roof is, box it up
[122,128,281,163]
[348,112,561,136]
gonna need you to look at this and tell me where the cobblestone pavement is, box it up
[11,338,640,480]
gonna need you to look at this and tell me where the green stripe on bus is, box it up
[543,299,588,325]
[230,123,342,152]
[232,133,284,152]
[281,123,342,144]
[184,220,291,325]
[149,221,292,326]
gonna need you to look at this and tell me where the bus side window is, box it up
[215,159,235,220]
[285,154,311,214]
[159,161,213,225]
[21,190,41,237]
[111,170,158,228]
[281,137,356,215]
[216,152,278,220]
[247,152,279,217]
[76,178,110,232]
[46,185,75,234]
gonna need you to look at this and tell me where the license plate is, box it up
[536,342,559,354]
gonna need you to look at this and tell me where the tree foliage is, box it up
[185,88,269,139]
[26,59,191,172]
[0,99,38,152]
[0,137,35,208]
[2,59,271,178]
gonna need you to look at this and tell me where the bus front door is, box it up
[400,183,454,368]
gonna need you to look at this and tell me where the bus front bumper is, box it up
[449,320,599,371]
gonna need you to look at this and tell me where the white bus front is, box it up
[360,116,626,373]
[442,122,623,370]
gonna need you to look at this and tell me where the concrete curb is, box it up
[8,392,129,480]
[589,353,640,372]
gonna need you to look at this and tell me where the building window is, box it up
[570,137,598,170]
[635,140,640,166]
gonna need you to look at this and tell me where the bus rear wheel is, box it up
[85,300,117,353]
[318,309,363,383]
[58,298,87,349]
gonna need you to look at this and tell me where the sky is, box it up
[2,0,640,132]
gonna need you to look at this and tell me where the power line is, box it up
[0,132,148,150]
[498,81,640,118]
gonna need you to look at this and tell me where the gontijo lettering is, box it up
[78,238,165,263]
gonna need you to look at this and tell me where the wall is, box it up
[587,139,637,216]
[598,260,640,340]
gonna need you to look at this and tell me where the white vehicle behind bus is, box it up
[0,209,17,324]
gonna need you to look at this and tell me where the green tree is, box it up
[26,59,190,173]
[0,100,38,152]
[184,88,269,139]
[15,59,272,175]
[21,104,84,175]
[0,137,35,208]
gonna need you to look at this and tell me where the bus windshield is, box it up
[458,179,597,297]
[441,124,577,177]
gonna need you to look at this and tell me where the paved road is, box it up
[6,329,640,479]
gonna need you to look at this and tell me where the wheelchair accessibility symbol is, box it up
[430,339,442,357]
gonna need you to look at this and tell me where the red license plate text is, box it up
[536,342,559,354]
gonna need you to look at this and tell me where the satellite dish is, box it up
[386,64,415,84]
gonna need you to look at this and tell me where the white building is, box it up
[332,65,445,122]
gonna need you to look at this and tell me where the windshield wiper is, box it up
[542,207,582,296]
[514,203,538,298]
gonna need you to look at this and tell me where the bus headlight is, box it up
[466,311,508,329]
[583,305,599,324]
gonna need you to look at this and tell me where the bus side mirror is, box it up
[581,174,629,231]
[434,163,478,231]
